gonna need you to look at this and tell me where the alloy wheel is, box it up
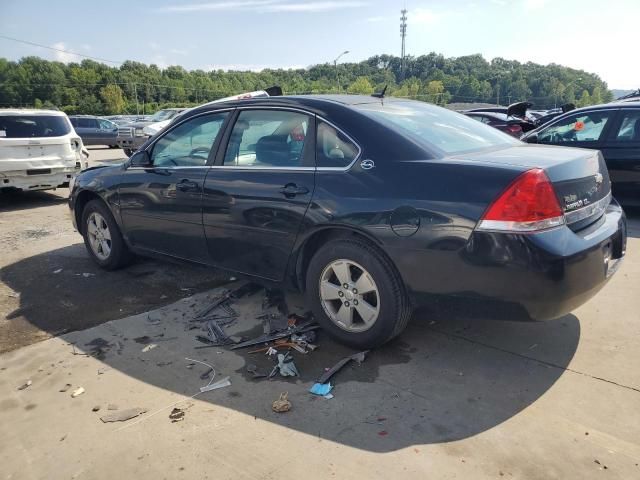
[319,259,380,332]
[86,212,112,261]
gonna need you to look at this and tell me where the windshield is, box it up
[149,109,181,122]
[0,115,71,138]
[357,101,519,155]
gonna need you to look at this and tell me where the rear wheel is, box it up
[81,199,132,270]
[305,238,412,348]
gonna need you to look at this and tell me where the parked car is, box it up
[69,115,119,148]
[68,95,627,348]
[464,111,530,137]
[464,102,537,133]
[522,101,640,206]
[118,108,187,156]
[0,109,87,192]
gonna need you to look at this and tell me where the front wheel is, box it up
[81,199,132,270]
[305,238,412,349]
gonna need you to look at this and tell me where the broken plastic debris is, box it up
[100,407,148,423]
[200,376,231,393]
[71,387,85,398]
[276,353,299,377]
[53,268,63,274]
[17,380,32,390]
[317,351,369,384]
[272,392,291,413]
[309,383,333,396]
[141,344,158,353]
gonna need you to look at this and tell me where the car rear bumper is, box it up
[0,169,78,192]
[390,200,627,321]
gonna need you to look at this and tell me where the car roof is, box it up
[0,109,66,116]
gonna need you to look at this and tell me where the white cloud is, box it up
[50,42,76,63]
[409,8,445,25]
[169,48,189,55]
[158,0,366,13]
[263,1,366,12]
[523,0,548,10]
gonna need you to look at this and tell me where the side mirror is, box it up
[129,150,152,168]
[525,133,538,144]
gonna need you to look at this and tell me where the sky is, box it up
[0,0,637,89]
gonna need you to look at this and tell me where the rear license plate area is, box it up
[26,169,52,176]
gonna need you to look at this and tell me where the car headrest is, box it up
[255,135,290,165]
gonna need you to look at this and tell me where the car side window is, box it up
[613,110,640,142]
[78,118,92,128]
[99,119,114,130]
[223,110,311,167]
[316,120,359,168]
[469,115,490,124]
[151,112,228,167]
[538,111,612,143]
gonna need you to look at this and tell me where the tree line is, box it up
[0,53,613,115]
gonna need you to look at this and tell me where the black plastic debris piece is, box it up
[317,351,369,384]
[230,320,320,350]
[195,283,262,319]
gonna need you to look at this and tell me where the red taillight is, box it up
[477,168,565,232]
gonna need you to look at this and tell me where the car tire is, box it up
[123,148,134,157]
[81,199,132,270]
[305,238,412,349]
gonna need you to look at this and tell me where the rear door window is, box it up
[223,110,312,167]
[0,115,71,138]
[538,111,613,143]
[316,120,360,168]
[613,110,640,142]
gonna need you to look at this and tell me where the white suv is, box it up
[0,109,88,192]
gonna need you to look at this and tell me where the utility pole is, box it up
[333,50,349,92]
[400,9,408,81]
[132,83,139,116]
[496,83,500,106]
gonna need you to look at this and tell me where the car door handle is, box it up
[279,183,309,197]
[176,179,199,192]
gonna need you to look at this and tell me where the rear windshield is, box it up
[356,101,519,155]
[0,115,71,138]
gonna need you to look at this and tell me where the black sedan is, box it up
[522,101,640,206]
[68,95,627,348]
[464,111,531,137]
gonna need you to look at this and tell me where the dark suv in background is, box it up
[69,115,119,148]
[523,101,640,206]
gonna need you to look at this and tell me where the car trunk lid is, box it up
[456,144,611,228]
[0,137,80,172]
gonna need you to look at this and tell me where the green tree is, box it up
[424,80,445,105]
[347,76,374,95]
[591,86,603,105]
[100,84,126,114]
[578,89,591,107]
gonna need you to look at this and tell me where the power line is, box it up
[0,34,122,64]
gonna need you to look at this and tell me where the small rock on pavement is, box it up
[17,380,32,390]
[71,387,85,398]
[59,383,72,392]
[92,406,101,412]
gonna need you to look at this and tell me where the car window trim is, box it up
[135,109,234,170]
[538,107,620,144]
[213,106,317,170]
[135,105,362,172]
